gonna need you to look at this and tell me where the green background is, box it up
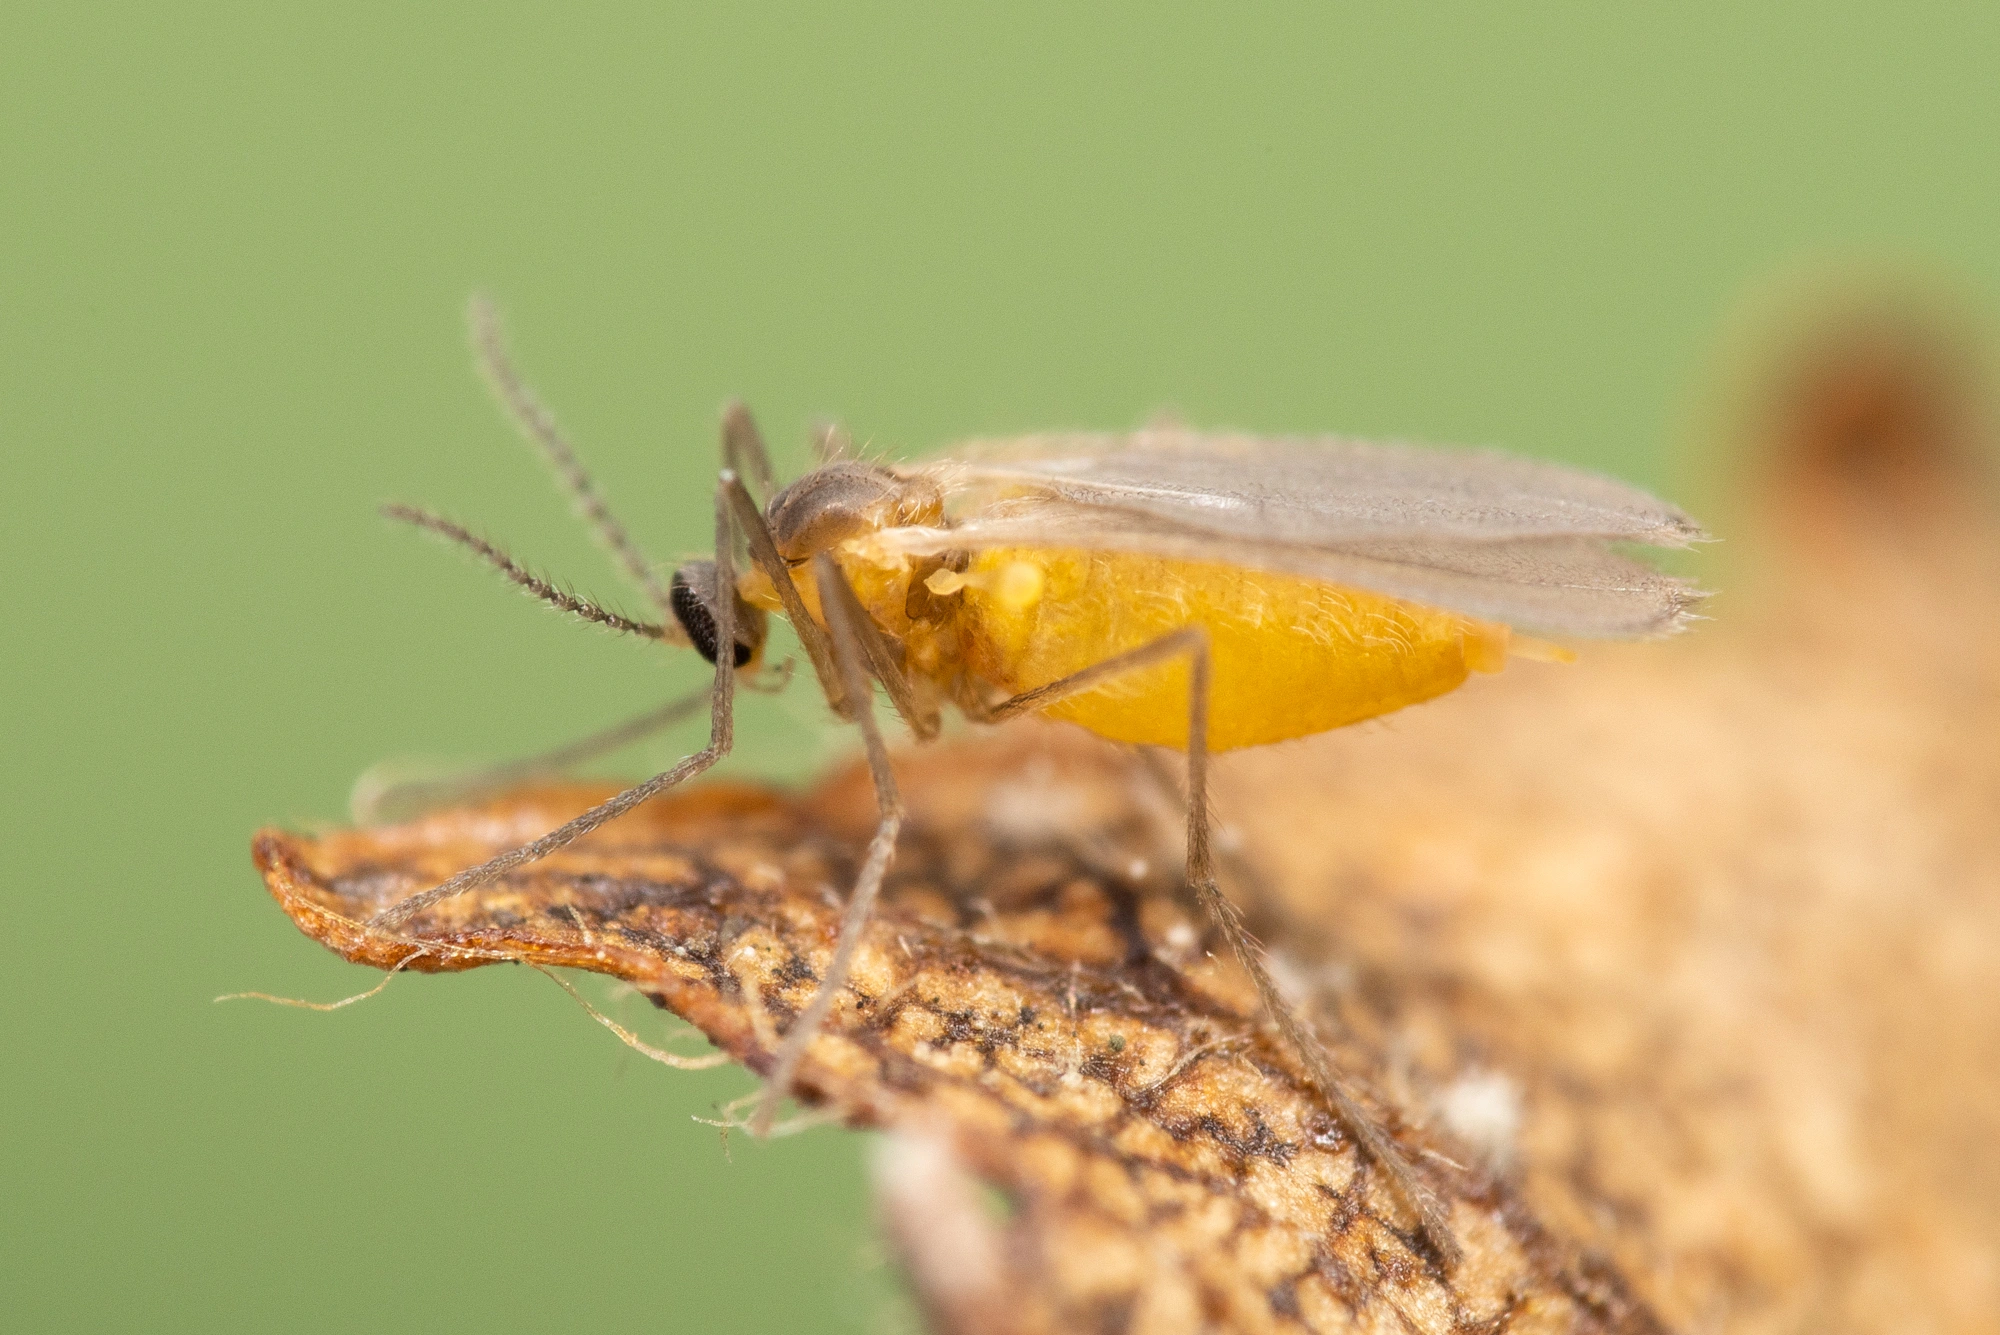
[5,5,1996,1331]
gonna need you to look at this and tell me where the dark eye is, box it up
[670,562,763,667]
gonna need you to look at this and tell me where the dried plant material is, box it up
[254,303,1996,1333]
[257,731,1653,1333]
[871,1129,1016,1335]
[1215,307,2000,1335]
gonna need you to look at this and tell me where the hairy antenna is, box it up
[467,295,677,617]
[383,504,667,641]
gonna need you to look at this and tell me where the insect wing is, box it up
[937,430,1704,546]
[886,431,1708,637]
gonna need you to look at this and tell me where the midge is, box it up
[369,300,1706,1262]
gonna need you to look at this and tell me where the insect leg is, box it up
[467,296,676,617]
[1182,647,1465,1267]
[720,473,851,717]
[813,567,942,740]
[982,628,1206,722]
[1130,745,1280,934]
[985,632,1464,1265]
[369,477,741,930]
[724,466,937,737]
[351,685,713,824]
[719,401,776,504]
[750,554,906,1136]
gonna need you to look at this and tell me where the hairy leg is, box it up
[986,632,1463,1265]
[750,554,906,1136]
[720,400,776,503]
[350,687,713,824]
[369,477,744,929]
[805,561,941,741]
[717,472,936,738]
[720,474,849,716]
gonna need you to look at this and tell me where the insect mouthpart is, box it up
[670,560,767,667]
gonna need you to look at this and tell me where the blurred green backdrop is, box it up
[5,4,1997,1331]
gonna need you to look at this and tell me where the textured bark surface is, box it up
[257,738,1656,1335]
[254,307,1997,1334]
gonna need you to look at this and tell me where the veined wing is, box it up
[929,429,1704,546]
[881,431,1708,637]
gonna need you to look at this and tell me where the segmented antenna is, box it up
[383,504,667,640]
[467,295,677,617]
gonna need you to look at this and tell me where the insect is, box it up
[367,299,1706,1262]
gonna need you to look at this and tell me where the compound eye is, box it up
[669,561,766,667]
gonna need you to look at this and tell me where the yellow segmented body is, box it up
[763,541,1512,751]
[951,548,1507,749]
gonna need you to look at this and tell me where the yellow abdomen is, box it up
[955,548,1511,750]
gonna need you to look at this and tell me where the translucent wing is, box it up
[881,430,1708,637]
[937,430,1703,545]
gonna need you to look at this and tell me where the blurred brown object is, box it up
[254,301,1997,1333]
[261,735,1631,1335]
[1218,299,1998,1333]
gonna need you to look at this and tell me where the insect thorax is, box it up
[764,463,945,565]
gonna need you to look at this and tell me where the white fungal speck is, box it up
[984,774,1097,841]
[1437,1068,1523,1173]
